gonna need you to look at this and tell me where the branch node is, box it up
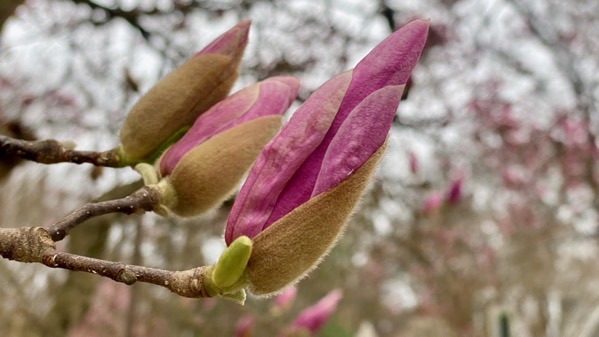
[0,227,55,263]
[117,269,138,285]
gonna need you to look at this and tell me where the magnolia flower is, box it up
[119,20,251,163]
[154,76,299,217]
[285,290,342,336]
[216,19,429,296]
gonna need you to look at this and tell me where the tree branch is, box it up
[69,0,152,39]
[44,252,210,298]
[47,186,162,242]
[0,135,124,167]
[0,227,211,298]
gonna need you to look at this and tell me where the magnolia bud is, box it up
[119,21,250,162]
[245,146,385,295]
[222,19,429,297]
[161,115,282,217]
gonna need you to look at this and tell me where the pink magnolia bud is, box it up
[160,76,299,176]
[224,20,429,295]
[289,290,342,335]
[119,20,251,162]
[158,76,299,217]
[196,20,250,59]
[446,176,463,205]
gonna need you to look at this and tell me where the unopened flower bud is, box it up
[244,146,385,295]
[160,116,283,217]
[224,19,429,296]
[119,20,251,162]
[157,76,298,217]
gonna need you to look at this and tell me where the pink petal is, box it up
[273,286,298,312]
[160,76,298,175]
[422,192,443,214]
[291,290,342,333]
[313,85,403,195]
[226,20,429,243]
[264,20,428,224]
[225,72,352,245]
[195,20,251,57]
[340,19,428,113]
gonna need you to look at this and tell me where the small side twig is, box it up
[0,227,211,298]
[43,251,210,298]
[47,186,162,242]
[0,135,123,167]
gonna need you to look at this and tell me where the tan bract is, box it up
[119,54,239,161]
[167,115,283,217]
[245,143,387,296]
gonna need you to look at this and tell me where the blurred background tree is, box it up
[1,0,598,336]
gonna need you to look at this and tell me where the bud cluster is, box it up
[116,19,429,303]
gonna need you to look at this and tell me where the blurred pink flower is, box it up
[289,290,343,335]
[273,286,298,313]
[234,314,254,337]
[422,192,443,214]
[446,175,463,205]
[408,151,418,175]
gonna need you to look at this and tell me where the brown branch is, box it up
[0,227,54,263]
[47,186,162,242]
[70,0,151,39]
[0,135,124,167]
[0,227,211,298]
[43,252,210,298]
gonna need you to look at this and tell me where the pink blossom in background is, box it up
[446,175,463,205]
[408,151,418,175]
[273,286,298,313]
[234,314,254,337]
[288,290,343,335]
[422,191,443,214]
[68,280,130,337]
